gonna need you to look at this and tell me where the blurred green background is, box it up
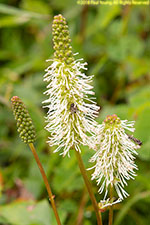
[0,1,150,225]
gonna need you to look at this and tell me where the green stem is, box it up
[29,143,62,225]
[75,150,103,225]
[108,185,113,225]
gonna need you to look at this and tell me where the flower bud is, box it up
[52,14,74,64]
[11,96,36,144]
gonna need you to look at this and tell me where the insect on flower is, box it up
[70,103,78,114]
[127,134,142,146]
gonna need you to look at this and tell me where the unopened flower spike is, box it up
[11,96,36,143]
[89,114,141,208]
[43,14,99,156]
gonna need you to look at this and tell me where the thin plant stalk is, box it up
[29,143,62,225]
[108,185,113,225]
[75,150,103,225]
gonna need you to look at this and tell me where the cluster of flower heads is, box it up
[10,14,141,212]
[43,14,99,156]
[89,114,141,207]
[42,14,141,207]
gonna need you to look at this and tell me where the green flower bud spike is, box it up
[52,14,74,64]
[11,96,61,225]
[11,96,36,143]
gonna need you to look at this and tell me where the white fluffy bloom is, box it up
[89,114,141,207]
[43,14,99,156]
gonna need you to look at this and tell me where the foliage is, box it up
[0,1,150,225]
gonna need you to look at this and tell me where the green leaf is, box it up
[127,57,150,79]
[87,5,121,37]
[133,107,150,160]
[0,200,51,225]
[0,3,49,19]
[0,16,29,27]
[134,107,150,142]
[59,199,77,213]
[138,139,150,161]
[21,0,51,15]
[129,85,150,107]
[107,36,144,62]
[114,191,150,225]
[53,154,83,193]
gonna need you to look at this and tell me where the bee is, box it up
[70,103,78,114]
[127,134,142,146]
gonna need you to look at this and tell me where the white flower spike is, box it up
[43,14,99,157]
[90,114,141,207]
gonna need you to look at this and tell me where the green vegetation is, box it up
[0,1,150,225]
